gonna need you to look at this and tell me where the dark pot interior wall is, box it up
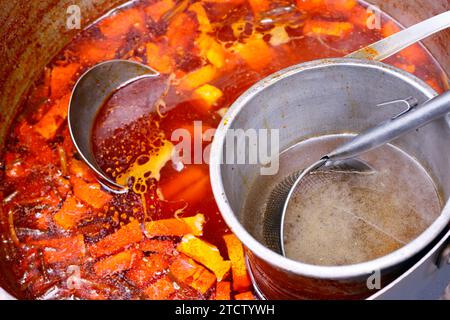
[0,0,127,144]
[0,0,448,299]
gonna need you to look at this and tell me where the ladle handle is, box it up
[327,91,450,161]
[347,10,450,61]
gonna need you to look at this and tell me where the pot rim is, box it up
[209,57,450,280]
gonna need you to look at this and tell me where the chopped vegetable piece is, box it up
[144,213,205,237]
[223,234,251,292]
[144,275,176,299]
[177,234,231,281]
[5,152,29,179]
[50,64,79,99]
[191,266,216,294]
[98,8,145,38]
[189,2,212,32]
[126,254,170,287]
[215,281,231,300]
[68,158,96,182]
[139,239,175,254]
[234,37,274,71]
[330,0,357,11]
[34,94,71,140]
[31,235,85,265]
[248,0,270,16]
[235,291,255,300]
[206,41,226,68]
[381,21,427,65]
[94,249,140,277]
[160,166,207,200]
[146,43,174,73]
[170,254,216,294]
[53,195,89,230]
[145,0,174,22]
[193,84,224,111]
[71,177,112,209]
[381,20,401,38]
[89,220,143,258]
[348,5,372,28]
[76,39,118,64]
[167,12,198,50]
[303,20,354,38]
[296,0,325,12]
[179,65,217,91]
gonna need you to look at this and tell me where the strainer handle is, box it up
[327,90,450,161]
[347,10,450,61]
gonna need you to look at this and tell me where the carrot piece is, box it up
[235,291,255,300]
[303,20,354,38]
[296,0,325,12]
[234,37,274,71]
[34,94,71,140]
[189,2,212,32]
[191,266,217,294]
[76,39,119,64]
[31,235,85,265]
[348,5,372,28]
[145,0,174,22]
[381,21,427,65]
[223,234,251,292]
[50,63,79,99]
[4,152,29,178]
[68,158,96,182]
[93,249,140,277]
[139,239,175,254]
[160,166,207,200]
[126,254,170,287]
[177,235,231,281]
[381,20,401,38]
[192,84,223,112]
[329,0,357,12]
[144,275,176,299]
[167,12,198,50]
[170,254,198,282]
[71,176,112,209]
[206,41,226,68]
[53,195,90,230]
[179,65,217,91]
[401,45,428,65]
[146,42,174,73]
[89,220,143,258]
[170,254,216,294]
[98,8,145,38]
[144,213,205,238]
[215,281,231,300]
[248,0,270,15]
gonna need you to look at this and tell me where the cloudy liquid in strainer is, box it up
[282,139,442,266]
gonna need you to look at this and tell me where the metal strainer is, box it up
[264,90,450,255]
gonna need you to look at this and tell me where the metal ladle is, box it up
[68,11,450,194]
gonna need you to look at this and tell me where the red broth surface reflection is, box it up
[0,0,447,299]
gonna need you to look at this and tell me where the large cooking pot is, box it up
[0,0,449,299]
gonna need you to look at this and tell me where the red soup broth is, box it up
[0,0,447,299]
